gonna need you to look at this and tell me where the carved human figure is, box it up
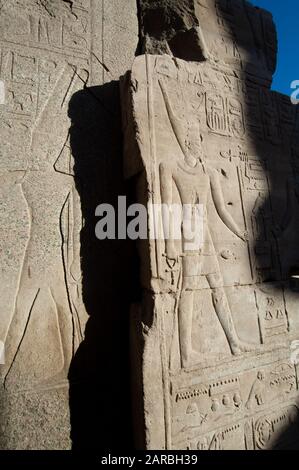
[159,79,254,368]
[246,371,266,410]
[0,65,85,387]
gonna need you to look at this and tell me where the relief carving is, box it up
[1,65,85,389]
[121,0,299,448]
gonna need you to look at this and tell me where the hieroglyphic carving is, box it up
[0,0,103,396]
[0,0,90,55]
[1,65,86,389]
[0,0,139,450]
[0,1,92,452]
[172,373,244,449]
[139,0,277,83]
[170,358,298,449]
[158,77,255,369]
[123,0,299,452]
[253,406,299,450]
[246,371,266,409]
[255,287,289,344]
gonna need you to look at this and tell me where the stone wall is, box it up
[1,0,299,451]
[0,0,138,450]
[121,0,299,450]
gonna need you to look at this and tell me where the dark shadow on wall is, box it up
[137,0,299,450]
[218,0,299,451]
[65,0,299,451]
[67,82,140,450]
[268,411,299,449]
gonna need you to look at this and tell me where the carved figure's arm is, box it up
[210,169,246,241]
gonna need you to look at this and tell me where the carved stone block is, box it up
[138,0,277,85]
[0,0,138,449]
[121,1,299,449]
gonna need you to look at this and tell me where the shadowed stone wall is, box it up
[121,0,299,450]
[0,0,138,450]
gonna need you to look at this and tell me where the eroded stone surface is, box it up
[122,0,299,450]
[138,0,277,85]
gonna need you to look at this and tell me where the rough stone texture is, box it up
[0,0,138,449]
[122,0,299,450]
[138,0,277,85]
